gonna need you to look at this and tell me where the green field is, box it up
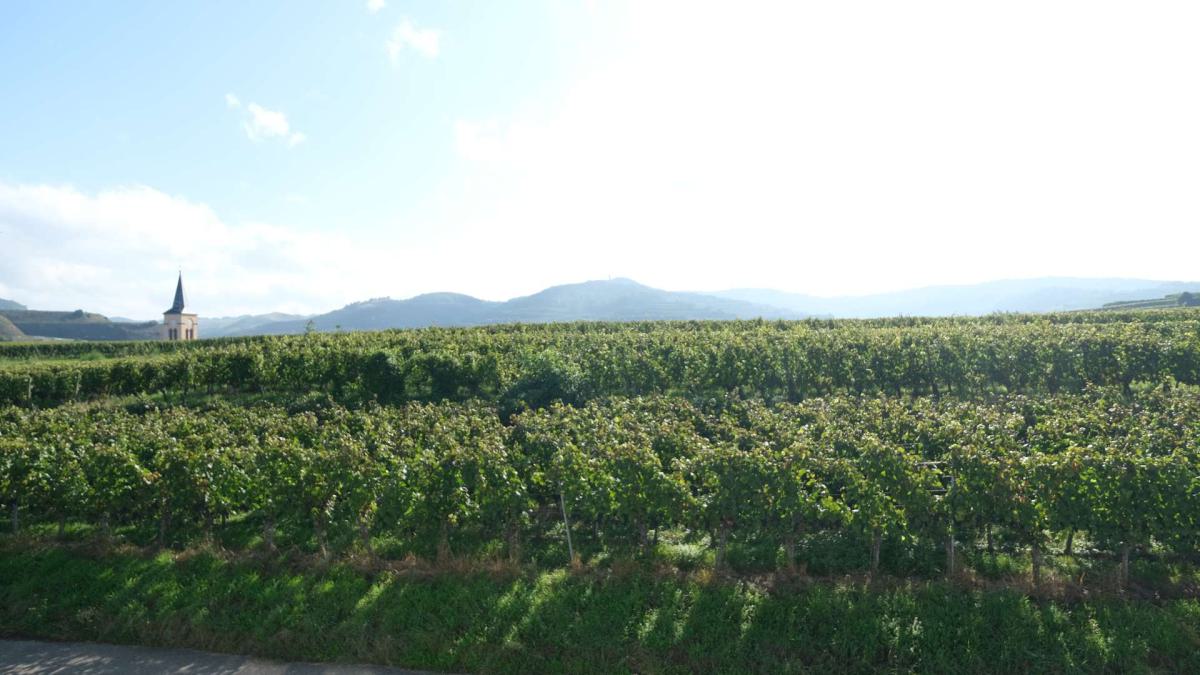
[1101,292,1200,312]
[3,312,1200,672]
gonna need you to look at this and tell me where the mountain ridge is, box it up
[714,277,1200,318]
[7,277,1200,341]
[0,309,159,341]
[224,276,1200,336]
[236,275,1200,333]
[233,278,803,336]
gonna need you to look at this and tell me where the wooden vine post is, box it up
[921,461,956,579]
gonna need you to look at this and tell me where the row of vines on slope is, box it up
[4,309,1199,362]
[4,320,1200,407]
[3,388,1197,585]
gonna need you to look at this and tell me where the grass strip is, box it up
[2,545,1198,674]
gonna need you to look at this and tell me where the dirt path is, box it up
[0,639,439,674]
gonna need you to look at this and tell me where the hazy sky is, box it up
[2,1,1198,318]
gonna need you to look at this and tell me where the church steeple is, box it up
[161,272,198,341]
[167,273,186,314]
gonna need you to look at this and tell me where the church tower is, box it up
[162,273,199,341]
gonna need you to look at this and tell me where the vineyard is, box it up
[3,312,1200,672]
[3,388,1198,583]
[3,312,1200,409]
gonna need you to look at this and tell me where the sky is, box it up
[1,1,1198,319]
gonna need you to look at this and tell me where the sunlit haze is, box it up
[2,1,1198,318]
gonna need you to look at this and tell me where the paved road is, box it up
[0,639,437,675]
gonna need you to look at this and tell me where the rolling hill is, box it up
[1100,291,1200,311]
[714,278,1200,318]
[202,312,310,338]
[8,277,1200,341]
[0,309,160,341]
[0,314,26,341]
[232,278,804,335]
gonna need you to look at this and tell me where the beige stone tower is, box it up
[162,273,199,341]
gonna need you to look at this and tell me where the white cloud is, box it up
[229,99,306,147]
[387,18,440,63]
[366,0,385,14]
[0,182,403,317]
[243,103,289,141]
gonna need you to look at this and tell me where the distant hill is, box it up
[0,314,26,341]
[0,309,160,341]
[234,279,804,335]
[502,279,799,322]
[202,312,310,338]
[10,277,1198,341]
[0,304,302,342]
[714,278,1200,318]
[1100,291,1200,311]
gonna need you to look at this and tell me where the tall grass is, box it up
[2,545,1197,674]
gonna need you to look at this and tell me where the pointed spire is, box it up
[167,272,186,314]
